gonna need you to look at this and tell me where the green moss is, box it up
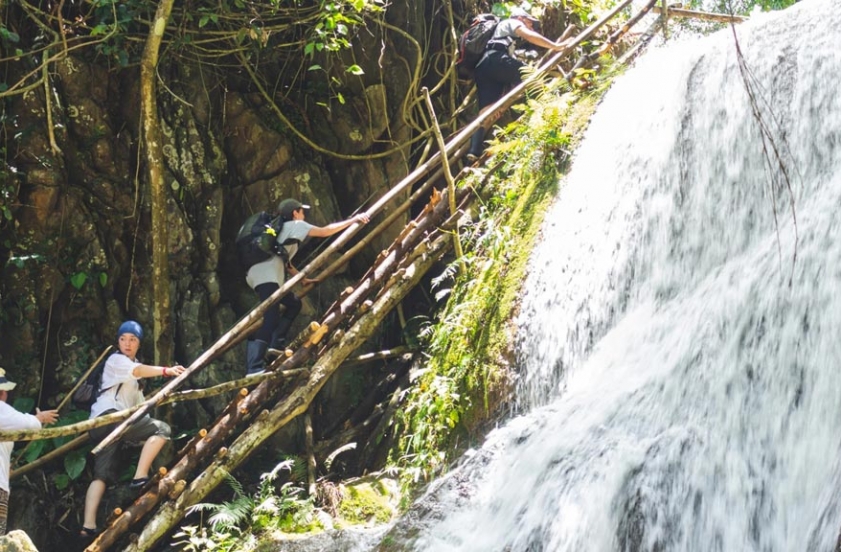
[337,480,395,525]
[389,76,606,502]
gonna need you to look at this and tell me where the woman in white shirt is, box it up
[80,320,184,541]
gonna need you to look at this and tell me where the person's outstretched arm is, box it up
[515,26,572,51]
[308,213,370,238]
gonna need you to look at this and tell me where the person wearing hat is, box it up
[244,198,370,375]
[80,320,185,541]
[466,6,574,162]
[0,369,58,534]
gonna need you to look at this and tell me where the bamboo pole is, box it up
[0,407,140,442]
[305,406,316,497]
[56,346,113,413]
[652,5,747,22]
[568,0,659,77]
[339,347,412,369]
[11,345,112,468]
[422,86,464,264]
[0,369,304,443]
[10,434,89,480]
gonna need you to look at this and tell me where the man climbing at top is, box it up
[467,6,574,162]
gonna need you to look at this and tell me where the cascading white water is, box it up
[386,1,841,550]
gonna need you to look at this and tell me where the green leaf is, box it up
[304,43,314,56]
[346,64,364,76]
[12,397,34,414]
[199,15,210,27]
[70,271,87,290]
[99,272,108,287]
[337,92,345,105]
[0,27,20,43]
[22,439,45,464]
[65,449,87,479]
[307,64,322,71]
[54,473,70,491]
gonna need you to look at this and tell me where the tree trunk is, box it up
[140,0,176,364]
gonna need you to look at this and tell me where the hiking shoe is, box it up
[266,347,283,358]
[465,153,478,164]
[129,477,149,488]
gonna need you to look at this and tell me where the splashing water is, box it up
[381,1,841,550]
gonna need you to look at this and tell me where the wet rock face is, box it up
[0,0,424,402]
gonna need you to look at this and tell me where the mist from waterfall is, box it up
[388,1,841,550]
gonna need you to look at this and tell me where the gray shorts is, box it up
[89,410,171,484]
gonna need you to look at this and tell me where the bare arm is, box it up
[515,26,571,51]
[132,364,186,379]
[307,213,370,238]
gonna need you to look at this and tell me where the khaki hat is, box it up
[0,368,17,391]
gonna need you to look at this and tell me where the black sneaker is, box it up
[129,477,149,488]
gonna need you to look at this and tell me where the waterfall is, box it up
[379,0,841,550]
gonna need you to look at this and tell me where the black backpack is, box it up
[235,211,285,268]
[456,14,500,79]
[71,353,122,410]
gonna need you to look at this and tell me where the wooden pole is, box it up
[56,346,113,413]
[305,406,316,497]
[10,433,89,480]
[652,5,747,23]
[422,87,464,263]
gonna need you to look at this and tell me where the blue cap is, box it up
[117,320,143,341]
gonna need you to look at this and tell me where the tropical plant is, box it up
[174,459,321,550]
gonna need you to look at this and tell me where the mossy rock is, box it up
[0,531,39,552]
[336,475,400,527]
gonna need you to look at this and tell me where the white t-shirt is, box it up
[90,353,144,419]
[0,401,41,492]
[246,220,315,289]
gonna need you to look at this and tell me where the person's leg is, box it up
[84,416,119,533]
[247,282,280,374]
[83,480,106,532]
[124,417,171,484]
[134,436,166,480]
[272,293,302,349]
[469,53,525,158]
